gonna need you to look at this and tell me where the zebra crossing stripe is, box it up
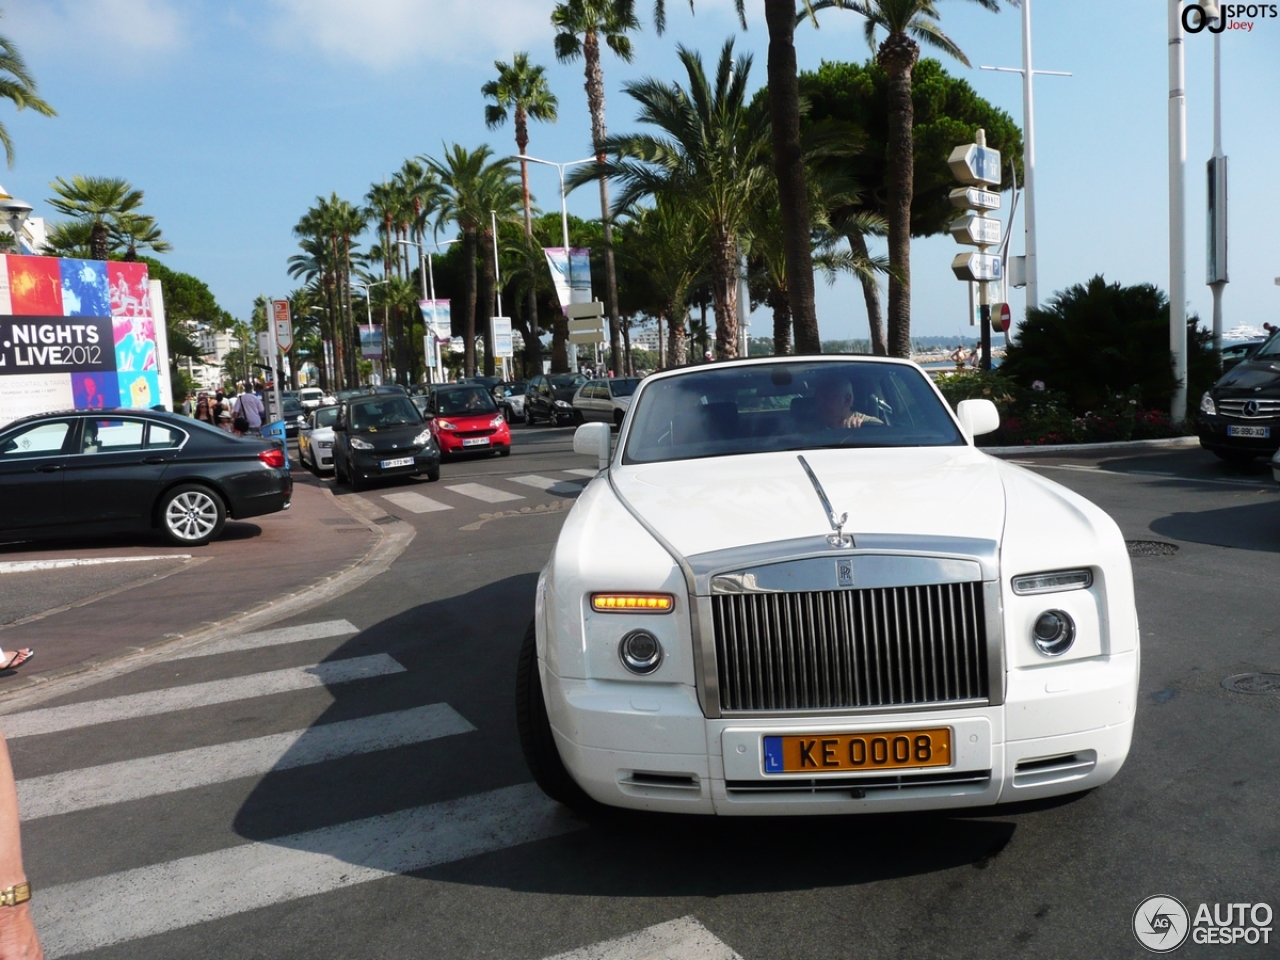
[17,703,474,820]
[542,917,743,960]
[563,468,599,478]
[508,474,560,490]
[168,619,359,660]
[445,482,525,503]
[34,783,582,958]
[0,655,406,740]
[382,491,454,513]
[508,475,587,496]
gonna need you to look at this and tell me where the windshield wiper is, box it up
[797,455,854,548]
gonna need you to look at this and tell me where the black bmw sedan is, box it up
[1198,332,1280,461]
[332,394,440,491]
[0,408,291,546]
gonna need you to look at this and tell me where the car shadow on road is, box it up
[1149,499,1280,553]
[229,574,1039,897]
[0,521,262,554]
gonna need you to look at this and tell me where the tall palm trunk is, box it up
[478,227,497,377]
[326,274,345,390]
[583,29,623,376]
[462,227,478,377]
[768,286,791,355]
[90,222,110,261]
[764,0,819,355]
[710,233,739,359]
[848,231,887,355]
[880,33,918,359]
[667,309,687,366]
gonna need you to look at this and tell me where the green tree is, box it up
[0,19,55,166]
[807,0,1008,358]
[552,0,640,376]
[801,57,1021,353]
[46,176,166,261]
[580,40,770,359]
[483,52,559,372]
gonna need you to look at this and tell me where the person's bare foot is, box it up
[0,651,33,671]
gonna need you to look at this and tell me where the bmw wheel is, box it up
[159,484,226,547]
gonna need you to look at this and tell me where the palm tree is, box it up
[46,176,153,261]
[809,0,1005,357]
[0,23,55,167]
[577,40,771,359]
[552,0,640,375]
[483,53,558,371]
[114,212,172,261]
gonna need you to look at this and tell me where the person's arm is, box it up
[0,734,41,959]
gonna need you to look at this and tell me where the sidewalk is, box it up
[0,473,378,691]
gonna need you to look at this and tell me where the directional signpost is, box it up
[566,301,606,346]
[948,130,1002,370]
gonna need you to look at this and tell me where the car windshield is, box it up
[549,375,586,391]
[348,397,422,430]
[436,387,498,416]
[623,360,965,464]
[499,383,526,397]
[313,407,340,428]
[609,378,640,398]
[283,400,304,415]
[299,389,323,401]
[1250,333,1280,359]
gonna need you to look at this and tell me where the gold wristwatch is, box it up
[0,882,30,907]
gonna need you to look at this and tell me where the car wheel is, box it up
[515,619,597,813]
[572,410,585,426]
[613,410,624,430]
[498,447,511,457]
[426,465,440,482]
[524,407,535,426]
[159,483,226,547]
[502,407,511,423]
[349,469,366,492]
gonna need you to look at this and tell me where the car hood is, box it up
[1213,357,1280,393]
[610,445,1006,559]
[350,423,428,449]
[434,412,502,428]
[310,427,334,442]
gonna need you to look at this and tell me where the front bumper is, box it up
[437,430,510,455]
[1197,413,1280,456]
[542,651,1138,815]
[348,446,440,480]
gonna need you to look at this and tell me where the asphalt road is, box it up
[4,427,1278,959]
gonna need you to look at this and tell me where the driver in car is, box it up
[815,373,883,429]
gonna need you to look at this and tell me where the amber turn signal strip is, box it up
[590,593,675,613]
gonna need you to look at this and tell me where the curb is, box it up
[981,436,1201,457]
[0,488,415,713]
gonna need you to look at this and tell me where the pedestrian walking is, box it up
[232,391,264,436]
[193,393,214,425]
[0,730,42,957]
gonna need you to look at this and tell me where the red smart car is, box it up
[426,384,512,457]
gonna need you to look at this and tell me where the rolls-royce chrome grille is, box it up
[712,582,989,712]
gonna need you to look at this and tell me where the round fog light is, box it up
[619,629,663,675]
[1032,610,1075,657]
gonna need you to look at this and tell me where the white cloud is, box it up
[265,0,552,69]
[5,0,187,57]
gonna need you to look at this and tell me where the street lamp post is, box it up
[351,279,388,385]
[1169,0,1189,422]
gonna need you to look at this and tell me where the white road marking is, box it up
[0,655,406,740]
[563,468,599,478]
[0,555,191,574]
[508,474,560,490]
[543,917,744,960]
[168,619,359,661]
[445,482,525,503]
[35,783,582,958]
[1010,460,1273,488]
[17,703,473,820]
[382,491,454,513]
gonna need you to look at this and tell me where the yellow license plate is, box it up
[763,728,952,774]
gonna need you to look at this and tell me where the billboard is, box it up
[0,255,164,426]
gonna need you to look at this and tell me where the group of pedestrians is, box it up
[191,388,264,436]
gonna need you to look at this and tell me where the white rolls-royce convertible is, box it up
[517,356,1139,815]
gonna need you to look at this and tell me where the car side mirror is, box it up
[956,399,1000,439]
[573,421,611,470]
[333,420,346,432]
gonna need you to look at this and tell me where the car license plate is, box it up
[763,728,951,774]
[462,437,490,447]
[1227,425,1270,438]
[380,457,414,468]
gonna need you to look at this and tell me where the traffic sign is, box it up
[272,300,293,353]
[492,317,513,358]
[949,186,1001,211]
[949,213,1002,247]
[991,302,1012,333]
[951,252,1003,283]
[947,142,1002,186]
[565,301,604,320]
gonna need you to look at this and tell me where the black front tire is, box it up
[426,465,441,482]
[515,619,597,812]
[1212,448,1259,463]
[572,409,585,426]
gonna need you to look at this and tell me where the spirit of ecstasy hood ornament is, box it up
[797,455,854,548]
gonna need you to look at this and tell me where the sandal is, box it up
[0,650,34,671]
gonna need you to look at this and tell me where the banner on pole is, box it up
[417,299,451,339]
[359,324,383,360]
[543,248,593,311]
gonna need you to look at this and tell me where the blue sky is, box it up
[3,0,1279,344]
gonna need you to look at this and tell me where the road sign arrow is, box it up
[947,143,1002,186]
[949,213,1003,247]
[951,252,1003,283]
[949,186,1001,211]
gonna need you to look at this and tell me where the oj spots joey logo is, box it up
[1134,896,1190,953]
[1183,3,1278,32]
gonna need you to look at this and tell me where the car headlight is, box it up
[436,419,457,431]
[414,429,433,445]
[1032,609,1075,657]
[554,400,571,408]
[1200,392,1216,416]
[316,441,332,450]
[489,415,505,428]
[618,629,663,674]
[1011,569,1092,595]
[350,437,374,450]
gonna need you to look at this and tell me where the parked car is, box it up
[572,377,640,428]
[332,394,440,491]
[459,376,503,393]
[281,397,308,438]
[1198,332,1280,461]
[495,381,528,422]
[1220,338,1266,372]
[524,373,587,425]
[0,408,291,546]
[519,356,1139,816]
[298,405,339,474]
[425,384,512,458]
[297,387,335,411]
